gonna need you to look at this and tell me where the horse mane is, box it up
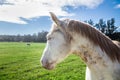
[67,20,120,62]
[113,40,120,47]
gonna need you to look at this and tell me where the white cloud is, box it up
[115,4,120,8]
[0,0,103,24]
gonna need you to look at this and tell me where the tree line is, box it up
[85,18,120,41]
[86,18,118,34]
[0,18,120,42]
[0,31,48,42]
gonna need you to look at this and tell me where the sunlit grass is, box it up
[0,42,86,80]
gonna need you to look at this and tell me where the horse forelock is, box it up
[65,20,120,62]
[51,22,72,43]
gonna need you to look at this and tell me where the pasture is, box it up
[0,42,86,80]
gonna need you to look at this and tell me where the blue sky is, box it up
[0,0,120,35]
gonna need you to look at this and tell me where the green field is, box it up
[0,42,86,80]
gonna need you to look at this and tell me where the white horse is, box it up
[41,12,120,80]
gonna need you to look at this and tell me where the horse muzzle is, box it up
[41,59,56,70]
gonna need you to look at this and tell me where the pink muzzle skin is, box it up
[41,59,56,70]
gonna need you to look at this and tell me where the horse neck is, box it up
[71,34,111,67]
[70,34,120,80]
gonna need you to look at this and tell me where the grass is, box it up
[0,42,86,80]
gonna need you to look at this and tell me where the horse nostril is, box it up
[41,59,55,70]
[41,59,48,66]
[41,60,49,66]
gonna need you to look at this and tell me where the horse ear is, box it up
[49,12,61,26]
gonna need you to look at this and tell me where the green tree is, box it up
[98,19,106,33]
[88,19,94,26]
[106,18,117,34]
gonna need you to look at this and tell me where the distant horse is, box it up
[41,12,120,80]
[26,43,31,46]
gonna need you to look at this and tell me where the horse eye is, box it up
[47,37,52,40]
